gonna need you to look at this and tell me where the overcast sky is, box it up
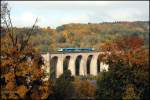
[7,1,149,28]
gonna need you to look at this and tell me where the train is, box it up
[57,48,95,52]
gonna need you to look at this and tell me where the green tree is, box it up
[123,84,140,100]
[54,70,74,100]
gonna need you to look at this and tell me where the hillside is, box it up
[29,21,149,52]
[1,21,148,52]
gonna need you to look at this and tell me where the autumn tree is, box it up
[1,1,50,99]
[96,36,149,99]
[73,80,96,99]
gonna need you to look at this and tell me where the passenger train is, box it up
[57,48,95,52]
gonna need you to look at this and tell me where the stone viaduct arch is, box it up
[63,56,71,72]
[50,56,58,80]
[86,55,93,75]
[75,55,82,76]
[41,52,109,79]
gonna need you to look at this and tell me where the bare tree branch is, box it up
[19,18,38,51]
[8,9,15,44]
[3,16,15,46]
[1,1,39,52]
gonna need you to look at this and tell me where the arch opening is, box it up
[50,56,58,80]
[86,55,93,75]
[75,55,82,76]
[97,55,101,74]
[63,56,71,72]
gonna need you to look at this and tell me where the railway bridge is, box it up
[41,52,109,79]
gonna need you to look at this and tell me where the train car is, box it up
[57,48,95,52]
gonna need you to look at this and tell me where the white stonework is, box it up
[100,62,109,72]
[41,52,109,79]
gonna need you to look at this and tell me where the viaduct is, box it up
[41,52,109,79]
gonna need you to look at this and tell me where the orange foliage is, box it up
[16,85,28,98]
[1,33,49,99]
[100,36,148,66]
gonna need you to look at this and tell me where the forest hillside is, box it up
[2,21,149,52]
